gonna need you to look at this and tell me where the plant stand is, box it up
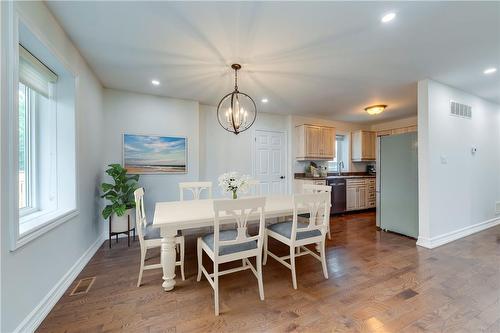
[108,214,136,248]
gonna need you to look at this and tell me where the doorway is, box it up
[253,130,287,195]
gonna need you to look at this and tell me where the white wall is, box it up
[199,104,291,196]
[417,79,500,248]
[0,2,104,332]
[370,115,417,131]
[103,89,200,218]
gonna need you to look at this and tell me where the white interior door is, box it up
[254,130,287,195]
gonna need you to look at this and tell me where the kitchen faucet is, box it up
[338,161,344,176]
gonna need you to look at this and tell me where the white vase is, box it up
[110,208,135,233]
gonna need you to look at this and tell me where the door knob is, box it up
[280,176,285,179]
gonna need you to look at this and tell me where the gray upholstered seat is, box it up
[202,229,257,256]
[143,223,161,240]
[267,221,321,240]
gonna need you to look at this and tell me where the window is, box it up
[18,82,37,212]
[328,135,348,172]
[9,20,77,249]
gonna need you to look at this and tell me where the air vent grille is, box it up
[450,100,472,119]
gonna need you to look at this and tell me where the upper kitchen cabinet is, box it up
[296,124,335,160]
[351,130,376,161]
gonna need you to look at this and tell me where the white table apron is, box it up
[152,195,298,291]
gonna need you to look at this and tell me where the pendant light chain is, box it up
[234,67,238,91]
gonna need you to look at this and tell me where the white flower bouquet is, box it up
[218,172,250,199]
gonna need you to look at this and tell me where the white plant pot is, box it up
[110,209,135,233]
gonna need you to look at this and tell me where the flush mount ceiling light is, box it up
[151,79,160,86]
[381,12,396,23]
[365,104,387,115]
[217,64,257,135]
[483,67,497,75]
[261,98,268,103]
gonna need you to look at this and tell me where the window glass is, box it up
[18,82,28,209]
[328,135,346,172]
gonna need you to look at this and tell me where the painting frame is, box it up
[122,133,188,175]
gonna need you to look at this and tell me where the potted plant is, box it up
[101,164,140,238]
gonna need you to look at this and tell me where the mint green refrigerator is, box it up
[378,132,418,238]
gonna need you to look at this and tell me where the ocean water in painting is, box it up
[123,134,187,174]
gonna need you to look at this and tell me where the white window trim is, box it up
[4,5,80,251]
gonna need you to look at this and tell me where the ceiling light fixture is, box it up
[483,67,497,75]
[216,64,257,135]
[381,12,396,23]
[261,98,268,103]
[365,104,387,115]
[151,79,160,86]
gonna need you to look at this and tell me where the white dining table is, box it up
[152,195,301,291]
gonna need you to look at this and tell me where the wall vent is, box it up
[496,201,500,215]
[450,100,472,119]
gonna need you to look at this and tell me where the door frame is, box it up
[252,129,289,195]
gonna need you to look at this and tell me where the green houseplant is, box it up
[101,164,139,221]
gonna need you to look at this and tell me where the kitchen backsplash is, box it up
[293,160,374,174]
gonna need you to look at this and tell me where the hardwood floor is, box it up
[38,212,500,333]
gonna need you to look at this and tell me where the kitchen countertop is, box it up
[294,174,375,180]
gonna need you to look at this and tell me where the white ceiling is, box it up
[46,1,500,123]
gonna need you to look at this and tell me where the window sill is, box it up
[12,208,79,251]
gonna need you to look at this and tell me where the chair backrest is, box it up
[212,197,266,257]
[179,181,212,201]
[302,184,331,194]
[244,179,260,196]
[134,187,147,243]
[292,192,331,240]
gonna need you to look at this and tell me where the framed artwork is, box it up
[123,134,187,174]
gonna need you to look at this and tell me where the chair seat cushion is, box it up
[267,221,322,240]
[202,230,257,256]
[143,224,161,240]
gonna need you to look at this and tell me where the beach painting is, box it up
[123,134,187,174]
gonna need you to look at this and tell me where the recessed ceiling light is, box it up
[483,67,497,75]
[261,98,268,103]
[381,12,396,23]
[151,79,160,86]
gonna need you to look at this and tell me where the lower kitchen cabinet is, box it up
[346,178,375,211]
[293,179,326,193]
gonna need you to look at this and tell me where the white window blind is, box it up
[19,44,57,98]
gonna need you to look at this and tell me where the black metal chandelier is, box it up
[216,64,257,135]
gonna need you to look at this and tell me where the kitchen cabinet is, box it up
[346,178,376,211]
[293,179,326,193]
[296,125,335,160]
[377,125,418,137]
[351,130,376,161]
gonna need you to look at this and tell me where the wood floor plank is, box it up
[37,212,500,333]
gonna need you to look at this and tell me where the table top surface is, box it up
[153,195,296,228]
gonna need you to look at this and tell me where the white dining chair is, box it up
[179,181,212,201]
[244,179,260,196]
[196,197,266,315]
[263,192,330,289]
[302,184,332,239]
[134,188,185,287]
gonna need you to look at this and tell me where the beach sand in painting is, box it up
[125,165,186,174]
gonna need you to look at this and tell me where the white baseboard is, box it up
[417,216,500,249]
[14,232,106,333]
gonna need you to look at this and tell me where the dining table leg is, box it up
[161,227,178,291]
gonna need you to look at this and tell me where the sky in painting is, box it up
[124,134,186,166]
